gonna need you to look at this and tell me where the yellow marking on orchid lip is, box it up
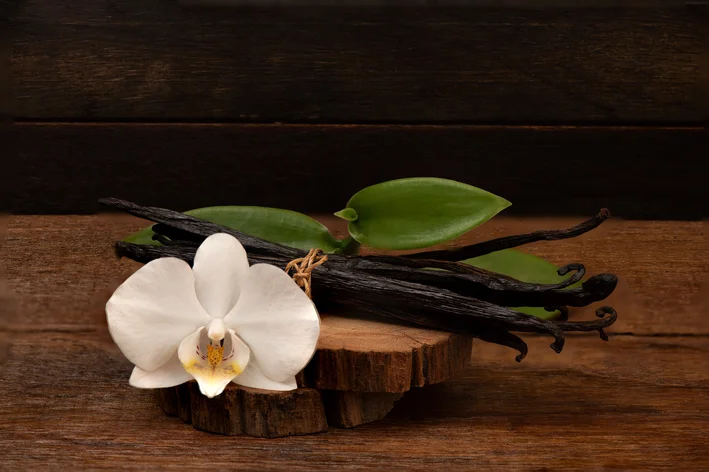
[230,364,243,375]
[207,345,224,368]
[182,360,198,374]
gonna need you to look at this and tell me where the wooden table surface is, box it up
[1,214,708,470]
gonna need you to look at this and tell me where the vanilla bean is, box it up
[105,198,617,308]
[115,241,566,355]
[108,197,616,309]
[151,233,198,247]
[406,209,611,261]
[156,218,608,307]
[99,198,302,259]
[475,330,528,362]
[115,240,193,264]
[153,229,616,308]
[106,197,620,361]
[360,256,586,291]
[553,306,617,341]
[343,257,617,308]
[545,306,570,322]
[152,211,616,307]
[314,265,567,354]
[115,198,615,307]
[119,233,613,310]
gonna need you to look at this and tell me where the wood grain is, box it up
[9,4,703,122]
[11,123,707,218]
[3,214,707,336]
[2,331,707,470]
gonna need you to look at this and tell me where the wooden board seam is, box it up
[12,121,707,130]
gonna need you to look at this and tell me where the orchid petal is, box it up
[232,356,298,391]
[178,327,250,398]
[129,352,192,389]
[106,258,210,372]
[193,233,249,318]
[224,263,320,383]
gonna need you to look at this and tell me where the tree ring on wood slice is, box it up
[155,314,474,437]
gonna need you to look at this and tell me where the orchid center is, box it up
[206,344,224,368]
[205,318,228,367]
[177,322,251,398]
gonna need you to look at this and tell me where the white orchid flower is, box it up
[106,233,320,398]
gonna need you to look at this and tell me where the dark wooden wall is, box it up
[6,1,708,217]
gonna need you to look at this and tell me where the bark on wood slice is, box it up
[155,314,473,437]
[157,383,328,438]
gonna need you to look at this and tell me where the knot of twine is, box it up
[285,248,328,299]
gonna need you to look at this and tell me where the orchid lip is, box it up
[179,327,250,398]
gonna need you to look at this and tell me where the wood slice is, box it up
[155,314,474,437]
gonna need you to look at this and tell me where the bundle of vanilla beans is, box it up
[100,198,618,361]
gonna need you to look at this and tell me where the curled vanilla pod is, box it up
[343,256,618,308]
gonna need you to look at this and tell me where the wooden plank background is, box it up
[6,2,707,215]
[12,123,707,217]
[9,3,705,122]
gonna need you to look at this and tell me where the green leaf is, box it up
[334,208,358,222]
[340,177,511,250]
[123,225,162,246]
[122,206,345,253]
[462,249,583,320]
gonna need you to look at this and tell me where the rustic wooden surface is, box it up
[9,3,703,122]
[11,123,706,218]
[1,214,708,469]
